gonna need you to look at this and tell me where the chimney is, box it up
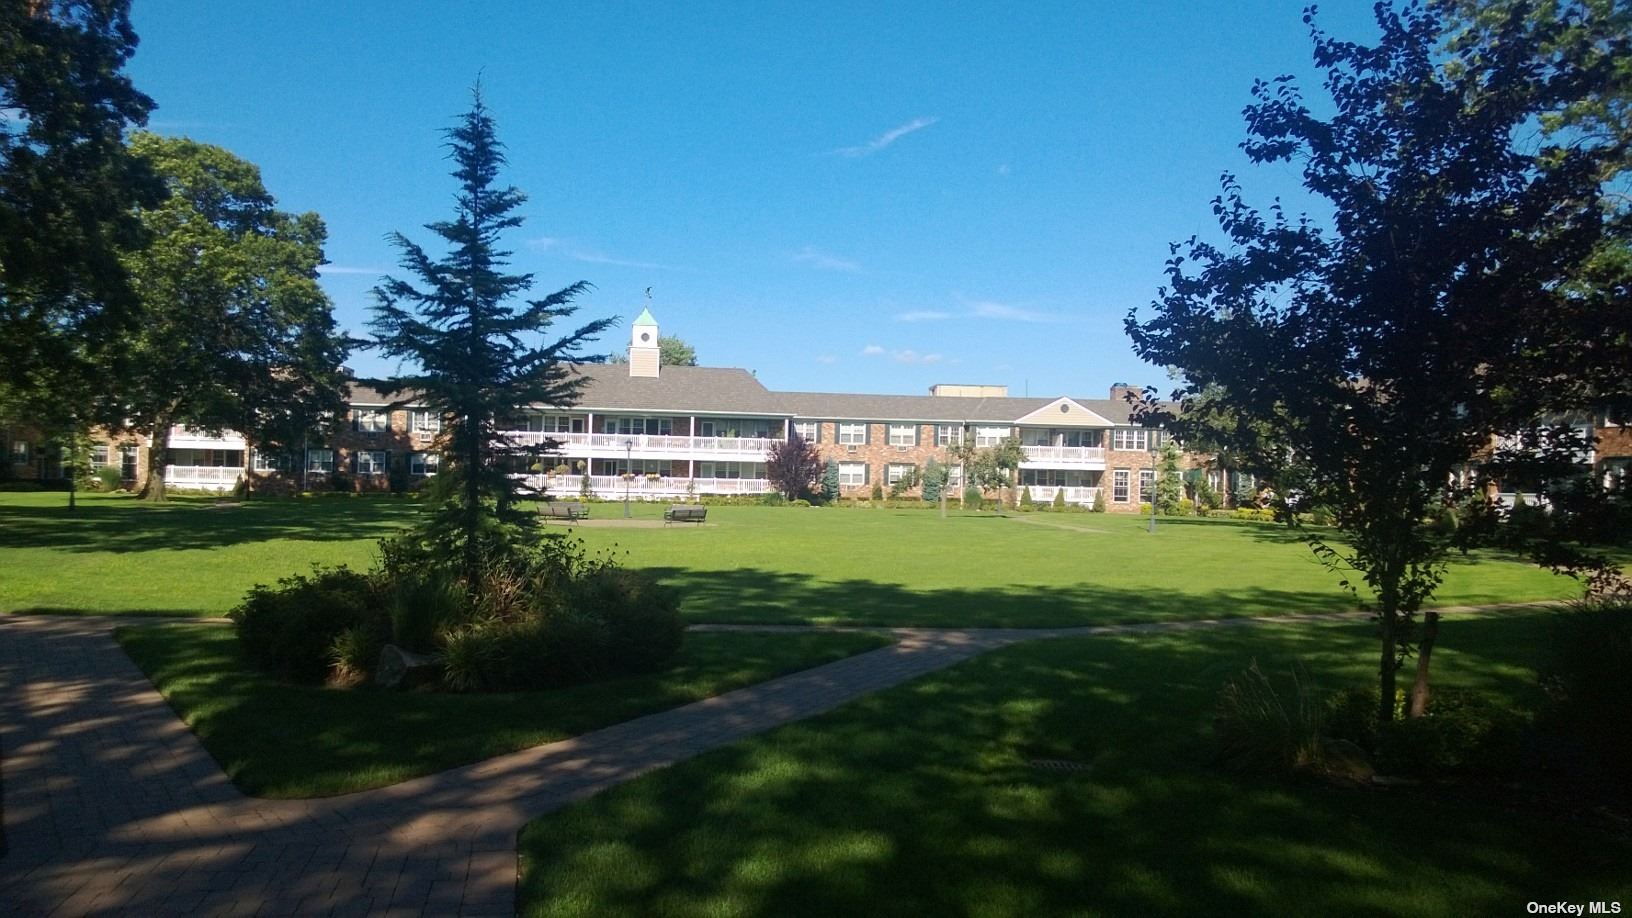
[1109,383,1141,404]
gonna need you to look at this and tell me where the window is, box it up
[355,450,387,475]
[936,425,965,446]
[887,424,916,447]
[947,466,964,488]
[1138,469,1155,502]
[793,421,818,441]
[307,448,335,473]
[838,423,867,445]
[409,452,439,476]
[251,449,288,472]
[1112,469,1130,502]
[1111,428,1164,452]
[886,463,915,485]
[974,426,1009,447]
[9,440,28,464]
[411,410,442,433]
[90,444,111,468]
[604,416,672,436]
[838,462,867,486]
[352,408,389,434]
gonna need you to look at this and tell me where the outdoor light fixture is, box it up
[624,439,634,518]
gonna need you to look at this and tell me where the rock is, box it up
[376,644,443,690]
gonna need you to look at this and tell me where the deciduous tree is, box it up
[766,432,821,501]
[1127,1,1631,724]
[107,134,348,501]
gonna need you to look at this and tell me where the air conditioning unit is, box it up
[846,445,858,453]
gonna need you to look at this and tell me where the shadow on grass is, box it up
[649,564,1352,628]
[518,614,1631,917]
[0,495,423,553]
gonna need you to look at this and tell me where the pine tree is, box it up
[371,88,612,578]
[921,457,943,503]
[820,459,840,504]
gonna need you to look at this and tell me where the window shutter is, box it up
[863,463,871,484]
[864,423,872,445]
[351,412,359,432]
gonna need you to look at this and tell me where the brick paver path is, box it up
[0,603,1549,915]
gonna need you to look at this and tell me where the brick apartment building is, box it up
[7,308,1626,509]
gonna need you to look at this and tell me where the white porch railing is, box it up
[526,474,771,500]
[164,465,243,492]
[1021,445,1106,465]
[1027,485,1101,506]
[504,431,776,460]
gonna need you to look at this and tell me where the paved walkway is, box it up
[0,604,1550,916]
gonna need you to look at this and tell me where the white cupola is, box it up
[627,304,659,378]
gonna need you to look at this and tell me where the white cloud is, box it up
[966,299,1059,323]
[567,249,688,272]
[792,246,860,273]
[526,235,689,271]
[895,310,951,322]
[892,350,943,365]
[860,344,886,357]
[318,265,387,276]
[996,163,1012,176]
[833,116,939,157]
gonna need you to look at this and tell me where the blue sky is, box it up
[126,1,1380,399]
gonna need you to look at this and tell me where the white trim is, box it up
[1012,397,1116,428]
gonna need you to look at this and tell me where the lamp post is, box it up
[1148,429,1160,533]
[623,439,633,518]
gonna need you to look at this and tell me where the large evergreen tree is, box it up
[371,89,612,578]
[1127,1,1631,724]
[109,134,349,501]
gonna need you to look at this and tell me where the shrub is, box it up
[760,491,787,506]
[1176,498,1194,516]
[1376,690,1526,778]
[1215,660,1326,775]
[1092,489,1106,512]
[1138,502,1152,516]
[1052,489,1066,510]
[1309,505,1335,526]
[1019,486,1034,509]
[789,498,811,507]
[329,624,385,686]
[870,481,884,501]
[388,456,411,495]
[562,568,683,673]
[820,459,840,504]
[388,572,467,653]
[329,469,354,493]
[0,481,45,492]
[231,566,385,683]
[93,466,123,491]
[963,486,983,510]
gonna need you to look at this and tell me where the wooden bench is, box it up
[540,501,590,522]
[663,504,707,525]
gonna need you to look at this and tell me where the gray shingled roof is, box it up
[344,365,1143,426]
[566,364,787,415]
[774,391,1136,425]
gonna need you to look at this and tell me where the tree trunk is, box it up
[67,436,78,512]
[1407,609,1440,718]
[141,423,170,502]
[1377,605,1400,727]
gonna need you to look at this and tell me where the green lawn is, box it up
[116,622,892,797]
[0,492,1592,625]
[517,612,1631,918]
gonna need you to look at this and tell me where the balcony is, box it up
[505,431,777,462]
[526,474,769,500]
[1020,445,1105,468]
[168,426,247,450]
[164,465,243,492]
[1027,485,1101,507]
